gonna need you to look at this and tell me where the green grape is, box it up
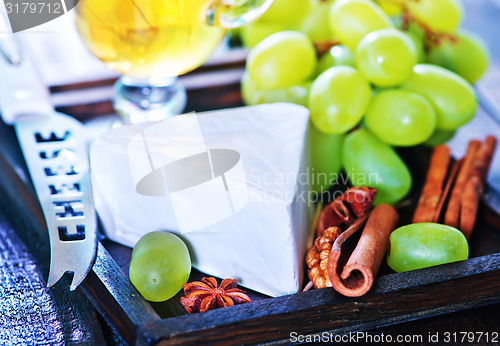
[387,223,469,273]
[316,45,355,76]
[402,64,477,130]
[407,0,463,33]
[365,89,436,146]
[240,21,288,48]
[308,123,343,194]
[299,0,333,42]
[257,0,312,25]
[406,20,426,41]
[309,66,372,135]
[371,86,389,97]
[427,30,490,84]
[246,31,317,91]
[239,0,314,48]
[405,31,425,64]
[241,72,311,107]
[355,28,417,87]
[329,0,394,51]
[342,129,412,205]
[405,21,427,62]
[129,231,191,302]
[424,129,456,147]
[375,0,405,16]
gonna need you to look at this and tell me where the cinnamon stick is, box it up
[413,145,451,223]
[433,158,462,222]
[412,136,497,239]
[306,218,367,290]
[460,175,482,239]
[327,204,399,297]
[444,140,481,228]
[459,136,497,238]
[470,136,497,181]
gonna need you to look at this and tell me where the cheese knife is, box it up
[0,15,97,291]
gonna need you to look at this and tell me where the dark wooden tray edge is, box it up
[81,243,160,345]
[135,254,500,345]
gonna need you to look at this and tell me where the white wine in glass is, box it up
[75,0,273,123]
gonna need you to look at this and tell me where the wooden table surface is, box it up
[1,0,500,345]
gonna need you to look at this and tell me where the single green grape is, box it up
[308,123,343,194]
[406,21,426,42]
[246,31,317,91]
[355,28,417,87]
[241,72,311,107]
[316,45,355,76]
[375,0,405,16]
[257,0,312,26]
[329,0,394,51]
[299,0,333,42]
[365,89,436,146]
[387,223,469,273]
[427,30,490,84]
[239,0,313,48]
[402,64,477,130]
[240,21,288,49]
[371,86,392,97]
[309,66,372,135]
[404,30,426,64]
[424,129,456,147]
[129,231,191,302]
[407,0,463,34]
[342,129,412,205]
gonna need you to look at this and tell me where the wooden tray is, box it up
[4,4,500,336]
[1,74,500,344]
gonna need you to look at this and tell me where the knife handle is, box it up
[0,21,54,124]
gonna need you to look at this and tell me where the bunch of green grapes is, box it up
[241,0,489,205]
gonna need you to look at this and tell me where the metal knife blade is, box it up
[0,15,97,291]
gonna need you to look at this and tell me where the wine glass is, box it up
[74,0,273,124]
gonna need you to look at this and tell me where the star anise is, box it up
[180,277,252,313]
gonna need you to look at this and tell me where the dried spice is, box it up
[413,136,497,239]
[180,277,252,313]
[316,187,377,237]
[412,145,451,223]
[306,187,377,290]
[305,227,341,289]
[328,204,398,297]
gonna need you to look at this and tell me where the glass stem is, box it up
[113,75,187,124]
